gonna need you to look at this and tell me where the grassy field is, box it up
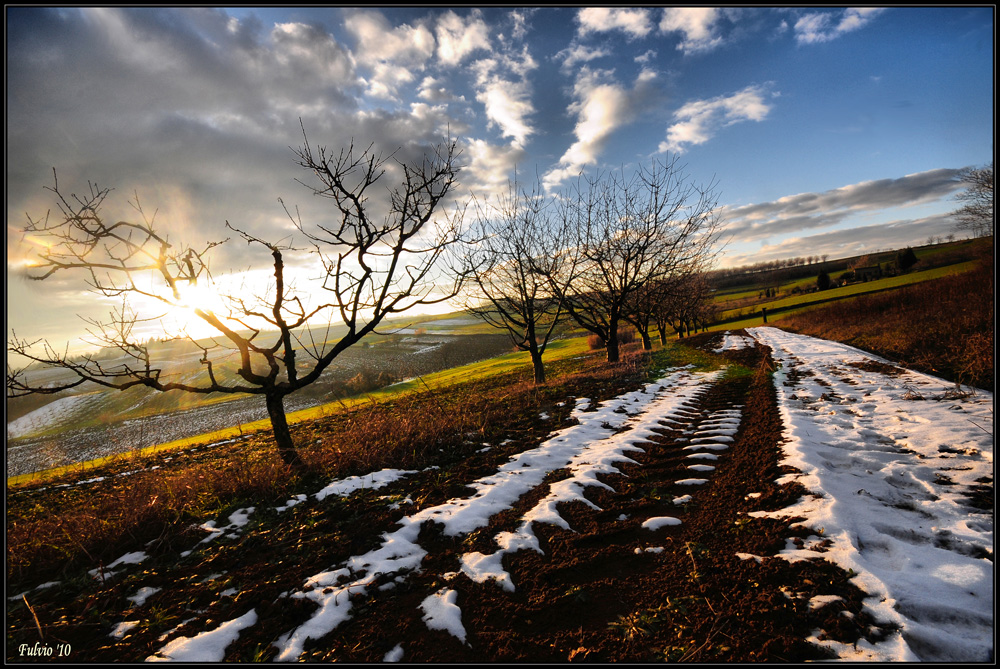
[6,336,593,486]
[714,260,979,324]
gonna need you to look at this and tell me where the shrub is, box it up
[897,247,919,271]
[588,327,636,350]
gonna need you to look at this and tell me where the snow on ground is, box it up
[748,326,994,662]
[713,330,757,353]
[146,609,258,662]
[272,366,724,661]
[6,393,102,439]
[107,327,990,662]
[313,469,418,502]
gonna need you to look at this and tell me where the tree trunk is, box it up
[265,392,305,470]
[640,331,652,351]
[606,333,620,363]
[658,328,668,346]
[530,349,546,385]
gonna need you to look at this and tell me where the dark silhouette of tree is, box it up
[953,162,994,239]
[7,131,465,469]
[551,157,722,362]
[896,247,918,272]
[461,179,574,384]
[816,270,832,290]
[651,273,715,342]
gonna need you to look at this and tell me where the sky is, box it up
[5,6,995,350]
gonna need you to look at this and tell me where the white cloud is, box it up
[635,49,657,64]
[794,8,885,45]
[556,44,610,71]
[721,168,965,244]
[659,8,723,54]
[460,138,527,195]
[576,8,653,39]
[509,9,530,41]
[417,76,455,103]
[722,213,957,268]
[343,11,435,99]
[436,10,491,66]
[544,68,658,191]
[476,78,534,148]
[344,10,435,65]
[660,85,773,154]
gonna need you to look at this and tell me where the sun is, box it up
[167,279,229,338]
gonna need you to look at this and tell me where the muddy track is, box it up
[266,344,887,663]
[6,340,903,663]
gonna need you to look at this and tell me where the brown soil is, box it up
[5,334,895,663]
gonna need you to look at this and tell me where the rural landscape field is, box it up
[5,7,994,665]
[7,239,993,663]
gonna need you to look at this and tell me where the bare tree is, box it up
[7,132,465,470]
[652,273,715,342]
[953,161,994,239]
[461,180,574,384]
[552,157,722,362]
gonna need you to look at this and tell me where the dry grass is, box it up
[7,343,653,588]
[779,252,993,390]
[6,444,297,582]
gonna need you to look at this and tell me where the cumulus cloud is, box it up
[460,139,528,196]
[659,7,723,53]
[435,9,491,66]
[660,84,773,154]
[470,41,538,150]
[721,169,965,244]
[555,44,611,71]
[476,78,535,147]
[343,10,434,99]
[794,7,885,45]
[543,68,658,191]
[576,7,653,39]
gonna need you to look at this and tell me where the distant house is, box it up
[854,265,883,281]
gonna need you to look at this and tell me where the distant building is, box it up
[854,266,882,281]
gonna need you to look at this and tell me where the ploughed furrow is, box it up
[268,366,726,662]
[324,345,888,663]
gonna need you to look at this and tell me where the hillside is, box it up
[6,329,993,662]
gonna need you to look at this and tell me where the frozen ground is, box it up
[30,329,992,662]
[746,327,993,662]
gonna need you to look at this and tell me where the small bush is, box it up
[587,327,636,350]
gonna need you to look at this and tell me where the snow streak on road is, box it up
[748,327,994,662]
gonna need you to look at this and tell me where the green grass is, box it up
[716,261,979,322]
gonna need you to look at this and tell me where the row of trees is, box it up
[462,157,722,383]
[7,133,722,466]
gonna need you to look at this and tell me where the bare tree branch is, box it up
[8,131,466,469]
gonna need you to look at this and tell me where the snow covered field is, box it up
[746,327,993,662]
[34,329,992,662]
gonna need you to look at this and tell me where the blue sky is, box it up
[5,6,995,347]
